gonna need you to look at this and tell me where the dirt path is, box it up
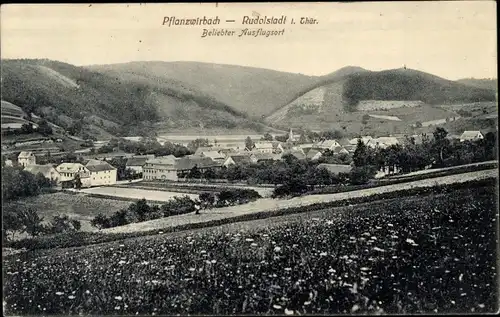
[101,169,497,234]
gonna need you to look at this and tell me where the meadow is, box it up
[3,192,132,232]
[3,182,497,315]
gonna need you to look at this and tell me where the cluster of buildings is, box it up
[10,129,487,185]
[14,151,117,188]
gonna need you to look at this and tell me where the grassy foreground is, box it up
[3,181,498,315]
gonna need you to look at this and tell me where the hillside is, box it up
[1,59,276,139]
[87,61,321,118]
[265,68,497,135]
[457,78,498,91]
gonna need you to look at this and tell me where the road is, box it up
[101,168,496,234]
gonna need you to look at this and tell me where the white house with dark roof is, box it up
[253,142,274,154]
[460,130,484,142]
[56,163,92,188]
[86,159,117,186]
[18,151,36,167]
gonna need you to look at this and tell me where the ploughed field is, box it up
[3,183,497,315]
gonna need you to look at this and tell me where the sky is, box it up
[1,2,497,80]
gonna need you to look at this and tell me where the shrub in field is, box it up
[44,215,82,234]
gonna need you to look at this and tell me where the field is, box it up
[77,186,198,202]
[98,169,496,234]
[3,182,497,315]
[3,193,132,232]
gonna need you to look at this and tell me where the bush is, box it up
[349,165,377,185]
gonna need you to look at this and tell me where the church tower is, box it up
[287,128,294,143]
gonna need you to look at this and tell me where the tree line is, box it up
[91,188,262,229]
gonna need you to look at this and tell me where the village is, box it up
[3,128,488,189]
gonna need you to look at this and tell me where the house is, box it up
[175,155,223,180]
[223,153,256,167]
[337,138,352,147]
[18,151,36,167]
[460,130,484,142]
[194,146,215,156]
[306,149,323,161]
[143,156,178,181]
[86,159,117,186]
[125,155,154,174]
[56,163,92,188]
[349,136,373,145]
[24,164,60,183]
[369,137,400,149]
[331,146,350,155]
[317,164,352,175]
[272,142,284,154]
[314,139,341,151]
[199,151,226,163]
[284,149,307,160]
[253,142,274,154]
[250,152,281,163]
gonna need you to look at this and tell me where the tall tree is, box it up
[245,136,255,151]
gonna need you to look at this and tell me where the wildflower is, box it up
[285,267,292,271]
[274,246,282,252]
[115,296,123,301]
[211,259,216,264]
[119,244,125,247]
[320,252,327,256]
[245,238,254,242]
[189,268,195,272]
[115,306,121,310]
[85,290,91,294]
[406,238,416,244]
[273,304,282,309]
[373,247,385,252]
[55,292,64,296]
[351,304,360,312]
[478,304,485,308]
[360,267,370,271]
[68,295,75,300]
[459,273,463,281]
[387,223,394,227]
[118,260,126,265]
[303,301,311,306]
[284,308,294,315]
[251,243,258,247]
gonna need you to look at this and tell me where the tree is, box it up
[188,165,202,179]
[362,114,370,125]
[91,213,111,229]
[352,139,369,167]
[245,136,255,151]
[262,132,274,141]
[3,206,25,241]
[349,166,377,185]
[20,123,34,134]
[199,192,216,209]
[432,127,451,167]
[187,138,210,152]
[37,119,53,136]
[74,173,82,190]
[415,121,423,128]
[18,207,45,237]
